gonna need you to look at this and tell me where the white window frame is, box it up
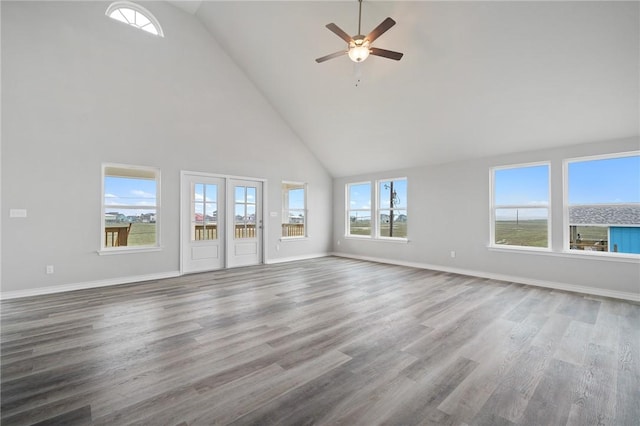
[106,1,164,37]
[375,177,408,241]
[490,161,551,251]
[346,179,409,241]
[100,163,161,254]
[281,181,308,240]
[563,151,640,259]
[346,181,373,239]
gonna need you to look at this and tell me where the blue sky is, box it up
[568,155,640,204]
[287,188,305,210]
[494,165,549,206]
[104,176,156,216]
[495,155,640,206]
[349,183,371,210]
[349,179,408,212]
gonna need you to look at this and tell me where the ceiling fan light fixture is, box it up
[348,38,370,62]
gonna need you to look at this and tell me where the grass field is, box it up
[350,221,408,238]
[494,220,547,247]
[128,223,156,246]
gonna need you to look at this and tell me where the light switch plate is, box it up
[9,209,27,218]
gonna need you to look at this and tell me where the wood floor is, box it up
[1,257,638,425]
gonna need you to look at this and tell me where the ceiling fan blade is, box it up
[365,17,396,43]
[369,47,404,61]
[315,50,347,63]
[326,23,353,44]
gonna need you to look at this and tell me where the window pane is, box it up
[349,212,371,236]
[141,24,158,36]
[568,155,640,204]
[246,187,256,204]
[104,176,156,206]
[495,208,548,247]
[568,154,640,254]
[349,183,371,210]
[379,179,407,209]
[205,184,217,203]
[494,165,549,207]
[246,205,256,220]
[119,8,135,24]
[379,209,407,238]
[347,182,372,237]
[235,186,245,203]
[104,208,156,247]
[135,11,150,27]
[288,188,305,209]
[194,183,204,201]
[110,10,129,23]
[283,210,305,237]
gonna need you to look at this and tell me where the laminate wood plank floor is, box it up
[1,257,638,425]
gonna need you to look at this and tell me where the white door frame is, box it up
[180,171,267,274]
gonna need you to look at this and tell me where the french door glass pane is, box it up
[193,183,217,241]
[234,185,257,239]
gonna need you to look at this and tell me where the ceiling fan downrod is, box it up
[357,0,363,35]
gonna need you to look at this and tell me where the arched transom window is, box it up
[106,1,164,37]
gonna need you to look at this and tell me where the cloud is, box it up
[131,189,155,198]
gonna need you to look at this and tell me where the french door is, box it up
[181,173,263,273]
[228,179,263,268]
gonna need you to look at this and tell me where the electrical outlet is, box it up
[46,265,54,274]
[276,244,280,252]
[450,251,456,259]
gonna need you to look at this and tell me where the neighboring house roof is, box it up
[569,204,640,225]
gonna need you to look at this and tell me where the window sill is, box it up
[345,236,409,244]
[488,246,639,263]
[488,244,551,253]
[97,247,162,255]
[280,236,308,242]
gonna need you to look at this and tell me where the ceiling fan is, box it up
[316,0,403,64]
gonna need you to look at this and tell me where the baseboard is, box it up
[0,271,181,300]
[265,253,330,265]
[0,254,330,299]
[331,252,640,302]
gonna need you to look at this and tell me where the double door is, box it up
[181,173,263,273]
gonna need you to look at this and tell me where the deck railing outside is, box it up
[282,223,304,237]
[193,223,304,239]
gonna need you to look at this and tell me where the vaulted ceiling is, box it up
[171,1,639,177]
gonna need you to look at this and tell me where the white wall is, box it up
[333,137,640,300]
[1,1,332,294]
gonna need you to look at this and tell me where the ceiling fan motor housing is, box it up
[349,36,371,62]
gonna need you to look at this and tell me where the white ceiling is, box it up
[173,1,639,177]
